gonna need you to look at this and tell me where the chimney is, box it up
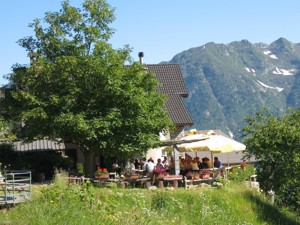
[138,52,144,64]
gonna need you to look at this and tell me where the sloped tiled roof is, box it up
[146,64,193,126]
[147,64,188,97]
[13,139,65,152]
[166,94,193,126]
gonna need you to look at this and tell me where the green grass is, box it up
[0,175,299,225]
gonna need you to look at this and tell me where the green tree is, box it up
[1,0,173,163]
[0,116,16,140]
[241,108,300,211]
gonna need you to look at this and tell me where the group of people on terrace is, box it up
[179,156,223,176]
[118,155,223,177]
[116,156,174,176]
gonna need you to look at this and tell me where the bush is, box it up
[151,191,174,211]
[227,164,255,182]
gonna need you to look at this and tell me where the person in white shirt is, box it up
[145,159,155,173]
[162,156,169,169]
[191,158,199,171]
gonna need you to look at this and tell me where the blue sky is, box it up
[1,0,300,85]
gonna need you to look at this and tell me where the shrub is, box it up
[227,164,255,182]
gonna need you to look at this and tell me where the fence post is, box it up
[267,190,275,204]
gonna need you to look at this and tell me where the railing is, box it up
[0,170,32,205]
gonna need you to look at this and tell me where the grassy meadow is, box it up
[0,174,299,225]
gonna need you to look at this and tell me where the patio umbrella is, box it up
[177,130,246,164]
[178,131,245,152]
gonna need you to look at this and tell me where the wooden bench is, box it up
[184,176,214,189]
[138,177,152,188]
[164,175,183,188]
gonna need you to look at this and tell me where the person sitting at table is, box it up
[184,156,192,175]
[179,157,185,175]
[191,158,199,171]
[205,157,212,168]
[112,160,121,175]
[214,157,223,169]
[134,158,141,169]
[139,157,146,170]
[145,158,155,173]
[155,158,164,169]
[168,156,175,174]
[195,157,200,166]
[199,157,208,169]
[162,156,169,170]
[126,159,135,170]
[112,161,119,169]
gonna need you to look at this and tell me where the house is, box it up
[146,63,193,137]
[2,55,194,176]
[138,53,193,162]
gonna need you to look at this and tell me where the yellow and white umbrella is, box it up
[177,130,246,166]
[178,131,245,153]
[179,135,244,153]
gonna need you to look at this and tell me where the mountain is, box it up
[167,38,300,140]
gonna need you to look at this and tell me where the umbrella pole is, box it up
[211,152,213,168]
[228,153,230,167]
[173,144,180,175]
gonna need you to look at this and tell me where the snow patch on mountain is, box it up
[245,67,256,76]
[257,80,284,92]
[270,54,278,59]
[272,67,296,76]
[263,50,271,55]
[263,50,278,59]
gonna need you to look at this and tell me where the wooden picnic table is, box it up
[164,175,183,188]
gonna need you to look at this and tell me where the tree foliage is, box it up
[0,116,16,140]
[0,0,173,159]
[241,108,300,211]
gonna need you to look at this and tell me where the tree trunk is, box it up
[83,151,95,178]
